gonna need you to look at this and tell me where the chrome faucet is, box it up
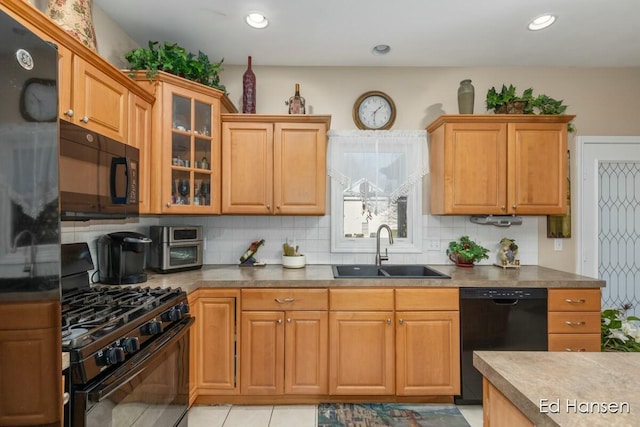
[12,230,37,277]
[375,224,394,266]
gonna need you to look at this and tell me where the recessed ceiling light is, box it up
[528,14,556,31]
[372,44,391,56]
[246,12,269,29]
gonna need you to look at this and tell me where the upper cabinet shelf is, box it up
[427,114,575,216]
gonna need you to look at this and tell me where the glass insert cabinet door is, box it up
[165,88,220,213]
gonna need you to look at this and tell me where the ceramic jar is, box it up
[457,79,475,114]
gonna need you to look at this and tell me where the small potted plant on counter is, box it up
[282,241,305,269]
[447,235,489,268]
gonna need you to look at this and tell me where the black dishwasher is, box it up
[457,287,547,404]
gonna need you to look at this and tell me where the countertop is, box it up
[143,264,604,293]
[473,351,639,427]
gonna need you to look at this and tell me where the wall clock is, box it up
[353,90,396,130]
[20,78,57,122]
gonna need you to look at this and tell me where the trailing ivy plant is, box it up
[485,84,574,132]
[125,41,225,92]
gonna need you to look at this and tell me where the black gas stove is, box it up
[62,285,189,384]
[62,242,192,427]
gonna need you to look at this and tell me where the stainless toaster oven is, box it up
[147,226,203,273]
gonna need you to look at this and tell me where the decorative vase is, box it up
[242,56,256,114]
[46,0,97,51]
[449,253,475,268]
[457,79,474,114]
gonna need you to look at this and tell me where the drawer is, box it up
[548,289,601,312]
[330,288,394,311]
[395,288,458,311]
[548,311,601,333]
[241,289,328,311]
[548,334,601,352]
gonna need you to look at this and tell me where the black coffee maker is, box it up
[98,231,152,284]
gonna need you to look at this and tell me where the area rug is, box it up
[318,403,471,427]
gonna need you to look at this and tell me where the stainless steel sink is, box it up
[332,264,450,279]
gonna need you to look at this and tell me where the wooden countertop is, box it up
[143,264,604,293]
[473,351,639,427]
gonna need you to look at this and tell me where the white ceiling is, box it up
[95,0,640,67]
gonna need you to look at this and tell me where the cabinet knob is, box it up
[399,319,404,325]
[287,318,292,323]
[386,318,392,325]
[512,204,517,209]
[276,204,281,209]
[64,109,74,117]
[277,318,282,324]
[166,202,171,208]
[81,116,89,123]
[501,205,506,211]
[266,204,271,209]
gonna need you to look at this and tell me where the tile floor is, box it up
[188,404,483,427]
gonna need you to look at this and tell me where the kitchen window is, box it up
[328,130,428,253]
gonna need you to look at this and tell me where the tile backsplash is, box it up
[62,214,538,271]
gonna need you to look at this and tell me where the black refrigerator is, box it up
[0,8,61,427]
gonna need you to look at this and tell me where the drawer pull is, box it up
[63,392,70,405]
[565,348,587,352]
[565,298,586,304]
[274,297,295,303]
[565,321,586,327]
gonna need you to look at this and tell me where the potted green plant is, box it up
[485,84,574,131]
[124,41,225,91]
[447,235,489,267]
[282,242,305,269]
[486,84,534,114]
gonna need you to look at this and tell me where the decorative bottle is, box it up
[457,79,475,114]
[242,56,256,113]
[287,83,305,114]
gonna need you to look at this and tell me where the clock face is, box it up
[353,91,396,130]
[20,78,57,122]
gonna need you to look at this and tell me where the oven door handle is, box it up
[87,316,194,403]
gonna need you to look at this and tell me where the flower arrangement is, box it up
[447,235,489,266]
[601,304,640,352]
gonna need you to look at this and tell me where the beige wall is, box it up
[75,8,640,273]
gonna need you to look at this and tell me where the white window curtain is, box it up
[0,123,58,219]
[327,129,429,216]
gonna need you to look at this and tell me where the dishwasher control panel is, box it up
[460,287,547,299]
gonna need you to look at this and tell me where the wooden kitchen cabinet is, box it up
[427,115,574,215]
[58,46,129,142]
[0,301,61,427]
[221,114,331,215]
[329,289,395,395]
[395,288,460,396]
[547,288,601,352]
[128,93,153,213]
[130,71,236,214]
[191,289,240,396]
[240,289,328,395]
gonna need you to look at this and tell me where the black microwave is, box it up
[59,120,139,220]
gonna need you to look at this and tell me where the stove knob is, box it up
[103,347,125,366]
[161,307,182,322]
[122,337,140,354]
[179,303,190,315]
[141,320,163,335]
